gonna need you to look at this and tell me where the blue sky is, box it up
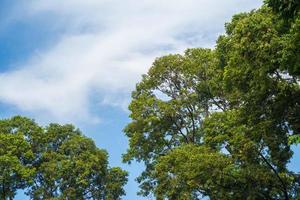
[0,0,299,199]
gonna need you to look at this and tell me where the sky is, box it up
[0,0,299,199]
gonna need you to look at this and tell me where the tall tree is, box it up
[124,1,300,199]
[123,48,224,197]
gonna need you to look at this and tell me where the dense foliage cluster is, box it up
[124,0,300,199]
[0,116,128,200]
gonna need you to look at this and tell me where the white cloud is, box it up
[0,0,262,123]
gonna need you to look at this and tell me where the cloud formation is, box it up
[0,0,262,123]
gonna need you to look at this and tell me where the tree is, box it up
[28,123,128,200]
[123,48,225,197]
[0,116,128,200]
[124,1,300,199]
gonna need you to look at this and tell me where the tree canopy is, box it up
[0,116,128,200]
[124,1,300,199]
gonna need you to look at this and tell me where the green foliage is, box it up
[289,135,300,145]
[154,145,234,200]
[123,48,226,196]
[0,116,38,200]
[105,167,128,200]
[265,0,300,19]
[0,117,128,200]
[124,1,300,199]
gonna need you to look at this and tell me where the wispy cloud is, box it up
[0,0,262,123]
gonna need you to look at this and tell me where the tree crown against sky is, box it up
[0,116,128,200]
[124,0,300,199]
